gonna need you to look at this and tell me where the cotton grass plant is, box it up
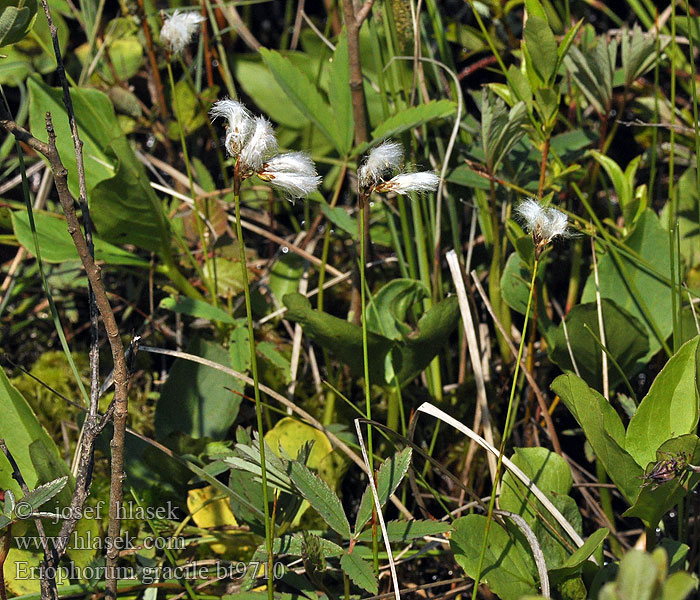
[356,140,439,468]
[211,98,320,600]
[472,197,571,600]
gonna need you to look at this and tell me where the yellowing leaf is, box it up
[187,485,238,554]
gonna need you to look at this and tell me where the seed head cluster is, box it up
[210,98,321,199]
[160,10,206,55]
[515,198,571,257]
[358,140,440,196]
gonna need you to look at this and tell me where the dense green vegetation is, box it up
[1,0,700,598]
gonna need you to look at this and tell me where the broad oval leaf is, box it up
[625,337,700,467]
[451,514,539,600]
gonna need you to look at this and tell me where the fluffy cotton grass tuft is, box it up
[160,10,206,54]
[515,197,571,256]
[210,99,321,200]
[358,140,404,189]
[238,116,278,173]
[259,153,321,198]
[375,172,440,195]
[209,99,253,157]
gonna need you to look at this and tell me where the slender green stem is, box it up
[472,258,539,600]
[233,170,273,600]
[359,193,379,574]
[166,60,218,305]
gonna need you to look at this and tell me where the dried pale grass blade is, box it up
[354,418,401,600]
[446,249,496,480]
[495,510,550,598]
[415,402,587,551]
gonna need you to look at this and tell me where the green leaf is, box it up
[480,91,528,173]
[234,57,310,128]
[590,151,643,226]
[12,210,148,267]
[355,518,451,543]
[260,47,344,153]
[524,0,548,21]
[581,210,672,361]
[18,475,68,513]
[159,296,234,324]
[366,279,429,340]
[354,447,412,534]
[90,137,171,255]
[451,514,539,600]
[552,373,643,504]
[154,338,242,440]
[341,550,378,594]
[28,76,116,194]
[229,321,251,373]
[269,252,305,305]
[621,24,666,88]
[167,78,219,139]
[564,39,615,115]
[556,19,584,72]
[624,434,700,528]
[549,528,609,585]
[500,251,550,326]
[661,572,698,600]
[282,293,458,387]
[524,16,558,85]
[393,296,460,385]
[328,33,353,155]
[320,203,356,237]
[254,532,343,559]
[0,364,71,501]
[0,0,37,47]
[549,299,649,393]
[499,447,580,569]
[288,460,351,538]
[625,337,700,467]
[365,100,456,149]
[282,292,395,384]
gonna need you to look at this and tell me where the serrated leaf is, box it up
[289,460,351,538]
[481,90,528,173]
[341,550,378,594]
[260,48,344,153]
[366,100,456,149]
[354,447,412,534]
[355,518,451,543]
[19,476,68,512]
[524,16,558,85]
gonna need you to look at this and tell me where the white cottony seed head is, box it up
[210,97,322,198]
[358,140,404,189]
[209,99,254,158]
[239,116,278,173]
[259,152,321,198]
[160,10,206,54]
[375,172,440,195]
[515,198,570,255]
